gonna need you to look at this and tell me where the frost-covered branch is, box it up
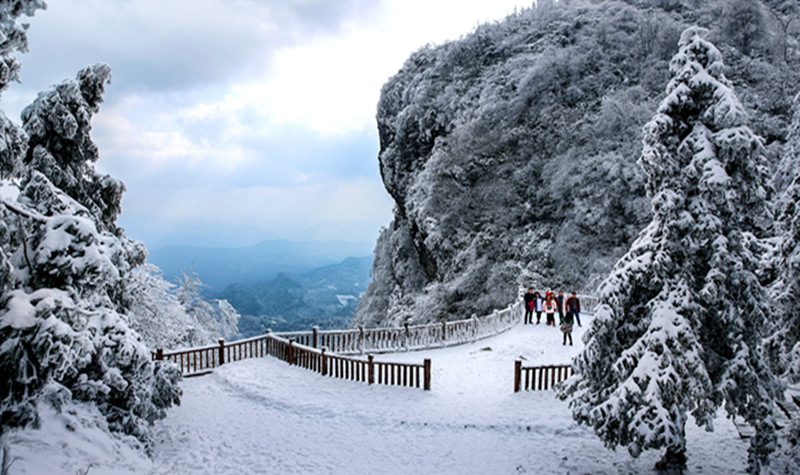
[0,198,45,223]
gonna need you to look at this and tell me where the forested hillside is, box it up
[355,0,800,327]
[221,256,372,336]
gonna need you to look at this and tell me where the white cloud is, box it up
[11,0,533,248]
[182,0,531,137]
[120,178,394,239]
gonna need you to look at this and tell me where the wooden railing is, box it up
[513,361,574,392]
[154,332,432,390]
[152,300,520,379]
[577,294,599,315]
[155,334,275,377]
[272,301,525,356]
[266,335,431,390]
[154,293,597,391]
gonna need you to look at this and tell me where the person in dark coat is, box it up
[556,291,566,323]
[523,288,535,324]
[566,291,581,327]
[560,310,574,345]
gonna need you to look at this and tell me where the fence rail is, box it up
[153,298,524,376]
[155,332,431,390]
[154,293,597,392]
[514,361,574,392]
[272,301,525,356]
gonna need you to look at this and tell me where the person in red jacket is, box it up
[543,293,557,326]
[566,291,581,327]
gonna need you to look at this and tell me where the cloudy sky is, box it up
[4,0,531,250]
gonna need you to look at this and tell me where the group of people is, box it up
[522,289,581,346]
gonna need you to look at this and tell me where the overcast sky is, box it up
[4,0,532,250]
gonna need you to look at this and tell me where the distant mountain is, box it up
[147,239,374,292]
[220,256,373,336]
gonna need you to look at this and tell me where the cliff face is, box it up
[355,0,799,327]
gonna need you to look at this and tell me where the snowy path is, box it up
[150,318,750,474]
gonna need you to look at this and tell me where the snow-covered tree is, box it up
[0,2,181,443]
[175,269,239,342]
[21,62,125,230]
[124,265,240,349]
[0,0,43,179]
[561,27,781,472]
[769,93,800,382]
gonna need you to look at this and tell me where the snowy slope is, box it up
[4,317,753,474]
[150,318,749,474]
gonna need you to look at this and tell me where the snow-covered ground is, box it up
[4,317,753,474]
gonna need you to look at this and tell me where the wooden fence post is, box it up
[218,339,225,366]
[321,347,328,376]
[288,339,295,365]
[441,321,446,342]
[155,348,163,361]
[404,322,410,351]
[312,326,319,349]
[368,355,375,385]
[514,360,522,393]
[359,325,365,355]
[423,359,431,391]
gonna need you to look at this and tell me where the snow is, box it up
[0,180,20,200]
[2,315,758,473]
[2,394,151,475]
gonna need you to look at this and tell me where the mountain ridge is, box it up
[219,255,373,336]
[147,238,374,292]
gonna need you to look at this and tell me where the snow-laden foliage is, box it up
[123,265,240,349]
[769,93,800,383]
[0,0,44,179]
[0,7,184,443]
[560,27,781,472]
[356,0,800,328]
[0,0,44,93]
[174,269,239,343]
[21,63,125,230]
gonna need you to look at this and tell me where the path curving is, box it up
[150,315,749,474]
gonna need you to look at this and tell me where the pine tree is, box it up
[21,63,125,231]
[769,93,800,382]
[0,3,182,443]
[560,27,781,472]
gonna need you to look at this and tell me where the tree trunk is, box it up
[655,445,687,473]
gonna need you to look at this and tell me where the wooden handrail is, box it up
[153,294,597,389]
[262,334,430,391]
[153,299,525,372]
[514,361,573,392]
[154,331,431,390]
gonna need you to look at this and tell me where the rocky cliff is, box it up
[355,0,799,327]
